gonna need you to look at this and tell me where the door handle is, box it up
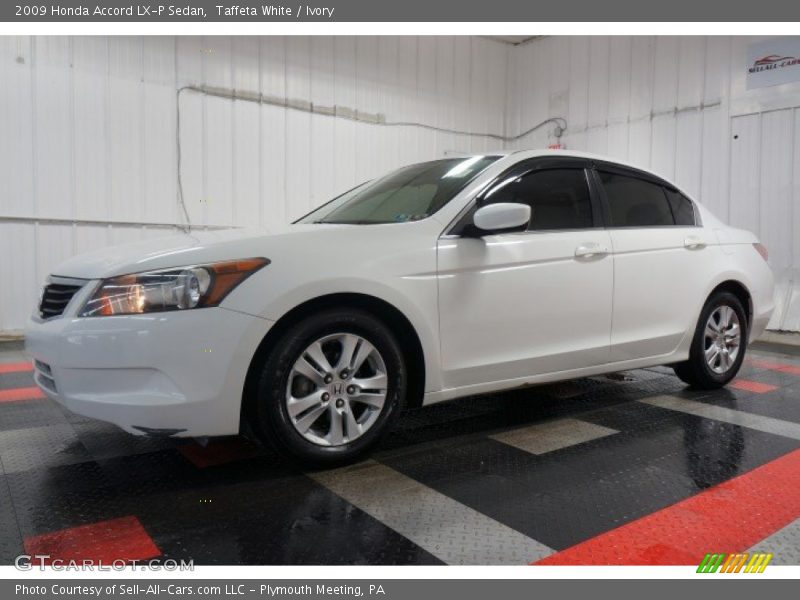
[684,235,706,249]
[575,244,610,258]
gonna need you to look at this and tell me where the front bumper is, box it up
[25,303,273,437]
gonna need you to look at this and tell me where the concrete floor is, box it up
[1,341,799,566]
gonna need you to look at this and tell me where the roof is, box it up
[509,148,658,175]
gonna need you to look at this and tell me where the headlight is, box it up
[79,257,269,317]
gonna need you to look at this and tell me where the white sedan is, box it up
[25,150,774,463]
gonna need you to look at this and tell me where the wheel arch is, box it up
[708,279,753,328]
[240,292,427,433]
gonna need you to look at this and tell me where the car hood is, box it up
[51,224,326,279]
[50,220,439,280]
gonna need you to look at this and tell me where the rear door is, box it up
[594,166,719,361]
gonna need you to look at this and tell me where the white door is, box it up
[597,169,720,361]
[437,167,614,390]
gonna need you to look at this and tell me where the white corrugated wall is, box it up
[2,35,800,335]
[0,35,509,333]
[505,36,800,331]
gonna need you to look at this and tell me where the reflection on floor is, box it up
[1,344,800,565]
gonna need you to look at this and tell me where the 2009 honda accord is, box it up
[26,150,774,463]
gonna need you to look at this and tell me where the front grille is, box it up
[39,283,82,319]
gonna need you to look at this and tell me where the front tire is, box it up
[251,308,406,465]
[673,291,747,389]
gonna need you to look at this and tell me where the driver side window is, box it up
[483,168,594,231]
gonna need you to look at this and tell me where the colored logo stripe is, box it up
[697,553,724,573]
[534,449,800,565]
[697,553,772,573]
[745,553,772,573]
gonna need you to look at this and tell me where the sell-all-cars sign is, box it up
[747,37,800,89]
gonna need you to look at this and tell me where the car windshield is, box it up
[298,156,500,225]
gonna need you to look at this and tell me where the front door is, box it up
[437,166,614,390]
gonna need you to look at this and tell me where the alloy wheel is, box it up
[285,333,389,446]
[703,305,741,374]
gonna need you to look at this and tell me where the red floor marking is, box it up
[178,437,261,468]
[0,386,45,403]
[729,379,779,394]
[0,361,33,375]
[747,359,800,376]
[534,448,800,565]
[748,358,791,370]
[775,365,800,376]
[24,516,161,564]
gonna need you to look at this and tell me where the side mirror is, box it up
[471,203,531,234]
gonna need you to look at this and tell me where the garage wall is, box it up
[0,35,508,334]
[506,36,800,331]
[4,35,799,336]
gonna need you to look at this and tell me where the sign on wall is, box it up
[747,37,800,89]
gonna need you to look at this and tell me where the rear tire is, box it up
[250,308,406,466]
[672,291,747,389]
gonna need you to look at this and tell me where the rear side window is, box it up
[599,171,674,227]
[665,189,696,226]
[484,168,593,231]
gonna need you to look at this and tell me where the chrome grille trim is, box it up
[38,276,89,319]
